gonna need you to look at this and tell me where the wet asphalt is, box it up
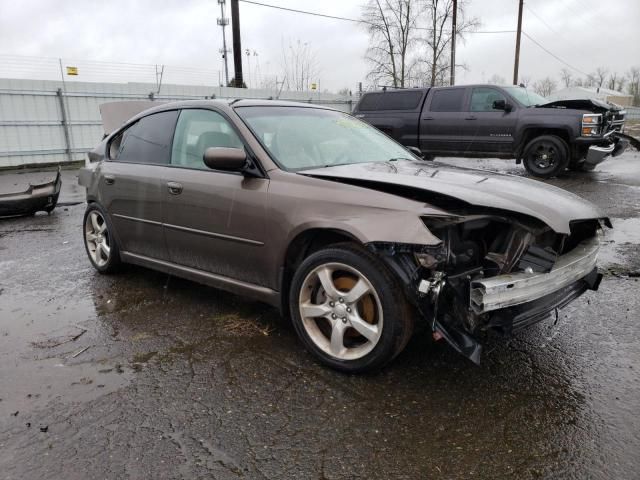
[1,152,639,479]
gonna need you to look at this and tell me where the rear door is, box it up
[100,110,178,260]
[419,87,467,153]
[354,90,426,148]
[463,86,516,154]
[162,108,270,286]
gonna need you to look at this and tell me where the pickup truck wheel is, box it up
[522,135,568,178]
[289,244,414,373]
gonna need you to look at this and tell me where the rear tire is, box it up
[289,244,414,373]
[522,135,569,178]
[83,203,121,274]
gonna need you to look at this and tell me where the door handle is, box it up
[167,181,183,195]
[104,174,115,185]
[423,116,434,120]
[465,116,477,120]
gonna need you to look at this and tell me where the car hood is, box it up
[536,98,621,113]
[299,160,605,234]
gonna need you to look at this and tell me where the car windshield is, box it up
[235,106,416,170]
[503,87,548,107]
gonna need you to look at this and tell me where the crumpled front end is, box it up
[368,213,607,364]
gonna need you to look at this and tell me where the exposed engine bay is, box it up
[369,214,605,363]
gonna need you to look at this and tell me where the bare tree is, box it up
[594,67,608,88]
[361,0,420,88]
[487,74,506,85]
[532,77,557,97]
[420,0,479,87]
[606,72,626,92]
[627,67,640,105]
[280,39,320,92]
[560,68,573,88]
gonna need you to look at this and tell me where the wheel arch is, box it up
[279,228,361,317]
[516,127,571,163]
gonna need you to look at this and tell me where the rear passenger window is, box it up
[358,91,423,111]
[430,89,465,112]
[171,109,244,169]
[112,110,179,164]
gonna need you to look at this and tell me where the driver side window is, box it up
[171,109,243,170]
[470,87,507,112]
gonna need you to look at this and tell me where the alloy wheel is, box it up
[85,211,111,267]
[298,262,383,360]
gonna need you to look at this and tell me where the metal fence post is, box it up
[56,88,73,162]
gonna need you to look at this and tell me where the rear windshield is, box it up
[357,91,424,111]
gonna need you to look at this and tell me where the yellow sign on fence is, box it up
[66,66,78,76]
[310,83,317,90]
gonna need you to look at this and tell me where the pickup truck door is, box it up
[419,87,468,153]
[462,87,516,154]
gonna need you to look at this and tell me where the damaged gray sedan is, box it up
[79,100,608,372]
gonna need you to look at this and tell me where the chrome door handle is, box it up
[104,174,115,185]
[167,182,183,195]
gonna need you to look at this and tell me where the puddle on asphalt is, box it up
[599,217,640,268]
[0,356,133,418]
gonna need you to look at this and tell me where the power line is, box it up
[524,5,560,35]
[239,0,365,24]
[238,0,515,34]
[521,31,589,76]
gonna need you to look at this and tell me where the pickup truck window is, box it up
[358,91,423,111]
[430,89,465,112]
[470,88,507,112]
[502,86,547,107]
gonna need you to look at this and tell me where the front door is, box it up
[162,108,270,286]
[462,86,516,154]
[100,110,178,260]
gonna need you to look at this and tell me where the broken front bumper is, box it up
[470,234,600,314]
[584,135,629,165]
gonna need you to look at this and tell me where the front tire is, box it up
[289,244,414,373]
[522,135,569,178]
[83,203,121,273]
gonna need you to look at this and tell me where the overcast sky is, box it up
[0,0,638,91]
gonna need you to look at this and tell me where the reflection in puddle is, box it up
[599,217,640,268]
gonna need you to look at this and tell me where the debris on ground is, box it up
[31,326,87,349]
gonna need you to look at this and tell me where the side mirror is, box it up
[203,147,247,171]
[493,99,513,112]
[406,146,424,159]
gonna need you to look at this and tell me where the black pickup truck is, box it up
[353,85,631,178]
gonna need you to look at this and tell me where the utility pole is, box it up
[450,0,457,86]
[217,0,230,86]
[513,0,524,85]
[245,49,251,88]
[230,0,244,87]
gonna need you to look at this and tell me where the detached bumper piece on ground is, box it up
[0,167,62,218]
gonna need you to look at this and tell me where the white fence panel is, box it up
[0,78,354,168]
